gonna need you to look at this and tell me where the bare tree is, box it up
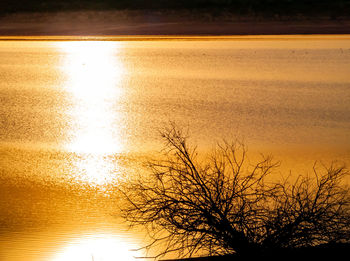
[119,125,350,259]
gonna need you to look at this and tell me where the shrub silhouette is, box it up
[120,125,350,259]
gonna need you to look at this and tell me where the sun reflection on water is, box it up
[58,41,126,185]
[52,234,139,261]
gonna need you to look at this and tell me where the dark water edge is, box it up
[1,11,350,36]
[2,0,350,18]
[2,1,350,36]
[161,243,350,260]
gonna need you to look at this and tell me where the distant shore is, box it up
[0,11,350,36]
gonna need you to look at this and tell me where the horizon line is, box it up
[1,34,350,41]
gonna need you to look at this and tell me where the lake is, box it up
[0,36,350,260]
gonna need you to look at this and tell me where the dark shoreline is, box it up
[160,243,350,260]
[1,11,350,36]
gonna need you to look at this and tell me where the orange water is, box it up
[0,36,350,260]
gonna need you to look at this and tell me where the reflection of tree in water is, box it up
[120,124,350,259]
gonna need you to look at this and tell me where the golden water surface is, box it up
[0,36,350,260]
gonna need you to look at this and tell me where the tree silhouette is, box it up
[120,125,350,259]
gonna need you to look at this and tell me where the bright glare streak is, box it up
[58,41,126,184]
[61,42,124,102]
[73,154,119,185]
[60,41,124,154]
[52,234,138,261]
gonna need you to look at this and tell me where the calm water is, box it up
[1,36,350,260]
